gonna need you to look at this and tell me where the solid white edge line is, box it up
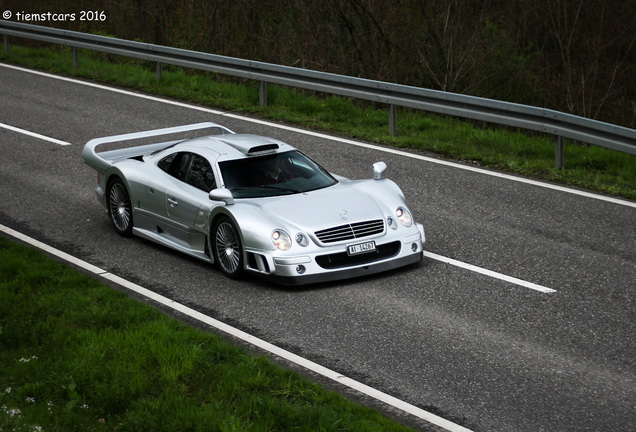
[2,62,634,209]
[0,63,227,116]
[0,223,473,432]
[0,122,72,146]
[424,251,556,294]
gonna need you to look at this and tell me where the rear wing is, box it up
[82,122,234,173]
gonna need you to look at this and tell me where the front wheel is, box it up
[107,177,133,237]
[212,216,244,279]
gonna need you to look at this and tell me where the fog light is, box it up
[295,232,309,247]
[296,265,306,274]
[411,243,418,252]
[387,216,397,230]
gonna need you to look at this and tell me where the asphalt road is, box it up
[1,63,635,432]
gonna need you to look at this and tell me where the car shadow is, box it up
[253,259,428,293]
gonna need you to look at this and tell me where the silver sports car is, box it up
[82,122,425,285]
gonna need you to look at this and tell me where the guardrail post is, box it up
[3,35,8,52]
[389,104,397,136]
[72,47,78,67]
[555,135,564,169]
[156,62,162,82]
[259,81,267,106]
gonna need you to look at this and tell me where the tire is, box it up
[107,177,133,237]
[212,216,244,279]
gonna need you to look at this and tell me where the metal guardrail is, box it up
[2,20,635,168]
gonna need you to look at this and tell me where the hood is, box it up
[255,181,386,232]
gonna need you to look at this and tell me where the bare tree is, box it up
[542,0,634,119]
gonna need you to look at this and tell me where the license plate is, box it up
[347,241,376,256]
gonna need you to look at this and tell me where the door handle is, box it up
[168,197,179,207]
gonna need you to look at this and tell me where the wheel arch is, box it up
[209,210,246,278]
[104,171,134,237]
[207,209,240,265]
[104,168,131,197]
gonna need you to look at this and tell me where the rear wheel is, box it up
[107,178,133,236]
[213,216,244,278]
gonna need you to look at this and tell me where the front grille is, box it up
[315,219,385,244]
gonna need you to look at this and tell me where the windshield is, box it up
[219,150,337,198]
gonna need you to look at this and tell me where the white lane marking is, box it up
[0,63,226,115]
[424,251,556,293]
[2,62,634,208]
[0,223,473,432]
[0,122,72,146]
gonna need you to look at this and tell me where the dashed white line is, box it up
[424,251,556,293]
[0,122,72,146]
[0,222,474,432]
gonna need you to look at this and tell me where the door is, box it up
[166,153,217,226]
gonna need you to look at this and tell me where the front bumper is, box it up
[246,223,425,286]
[267,250,423,285]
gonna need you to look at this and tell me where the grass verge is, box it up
[0,235,419,431]
[0,44,634,201]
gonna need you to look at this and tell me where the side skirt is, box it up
[132,227,213,263]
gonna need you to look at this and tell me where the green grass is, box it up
[0,235,419,431]
[1,44,634,200]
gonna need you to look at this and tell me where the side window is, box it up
[158,152,191,181]
[185,155,216,192]
[157,153,177,172]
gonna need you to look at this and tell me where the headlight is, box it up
[387,216,398,230]
[396,207,413,227]
[295,233,309,247]
[272,230,292,251]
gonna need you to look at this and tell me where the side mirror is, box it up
[373,161,387,180]
[209,188,234,205]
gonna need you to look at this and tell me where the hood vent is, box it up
[248,143,279,153]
